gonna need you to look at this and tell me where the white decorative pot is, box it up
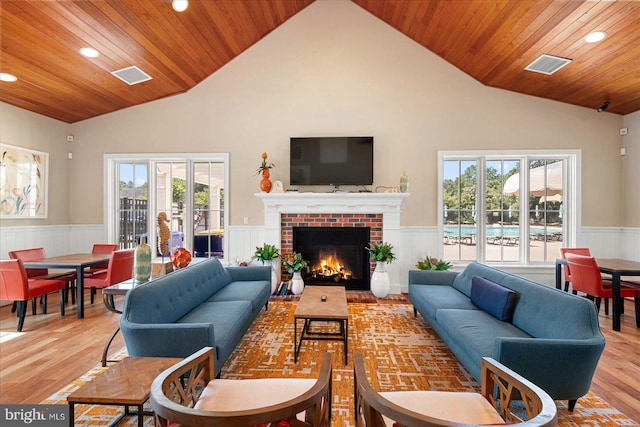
[370,261,390,298]
[291,271,305,295]
[266,260,280,295]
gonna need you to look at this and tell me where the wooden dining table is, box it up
[22,253,111,319]
[556,257,640,331]
[597,258,640,331]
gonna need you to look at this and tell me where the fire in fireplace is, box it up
[310,250,354,281]
[293,226,370,290]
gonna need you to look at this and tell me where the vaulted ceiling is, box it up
[1,0,639,123]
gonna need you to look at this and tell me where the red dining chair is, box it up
[8,248,77,309]
[560,247,591,293]
[0,259,66,331]
[565,253,640,327]
[85,249,135,304]
[86,244,119,276]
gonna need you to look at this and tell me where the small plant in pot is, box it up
[416,255,452,271]
[282,252,309,273]
[366,242,396,298]
[365,242,397,264]
[252,243,280,264]
[282,252,309,295]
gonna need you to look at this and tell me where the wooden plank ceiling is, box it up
[1,0,638,123]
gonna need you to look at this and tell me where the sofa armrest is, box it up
[408,270,458,286]
[226,265,271,281]
[494,337,605,400]
[120,321,217,359]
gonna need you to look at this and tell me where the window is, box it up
[440,151,578,265]
[105,154,228,260]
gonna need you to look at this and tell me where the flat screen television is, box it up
[290,136,374,186]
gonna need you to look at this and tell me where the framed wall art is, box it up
[0,143,49,218]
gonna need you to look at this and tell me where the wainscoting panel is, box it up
[226,226,265,264]
[2,225,638,294]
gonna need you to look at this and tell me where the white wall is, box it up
[66,0,624,228]
[622,111,640,227]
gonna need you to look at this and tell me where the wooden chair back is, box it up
[353,353,557,427]
[150,347,332,427]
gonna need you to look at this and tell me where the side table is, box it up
[68,357,181,427]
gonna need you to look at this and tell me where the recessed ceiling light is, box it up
[0,73,18,82]
[79,47,100,58]
[585,31,607,43]
[172,0,188,12]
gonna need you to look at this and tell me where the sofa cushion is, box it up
[177,300,253,364]
[409,285,479,320]
[471,276,517,322]
[435,308,530,379]
[207,280,271,313]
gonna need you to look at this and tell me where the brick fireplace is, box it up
[257,192,409,291]
[282,214,381,289]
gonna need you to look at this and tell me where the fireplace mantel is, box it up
[256,192,409,246]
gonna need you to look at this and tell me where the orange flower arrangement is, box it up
[255,152,275,175]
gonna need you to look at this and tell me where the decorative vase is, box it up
[266,260,280,295]
[291,271,305,295]
[400,171,409,193]
[370,261,390,298]
[260,169,272,193]
[134,237,152,283]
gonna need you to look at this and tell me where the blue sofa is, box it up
[120,257,271,377]
[408,262,605,411]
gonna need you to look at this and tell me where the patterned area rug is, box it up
[43,301,638,426]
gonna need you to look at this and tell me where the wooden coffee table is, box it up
[67,357,181,427]
[294,285,348,364]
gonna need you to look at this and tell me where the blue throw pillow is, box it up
[471,276,518,322]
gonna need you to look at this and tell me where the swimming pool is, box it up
[444,225,556,237]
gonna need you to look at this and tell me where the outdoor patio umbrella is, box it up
[503,161,563,197]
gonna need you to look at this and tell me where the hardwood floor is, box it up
[1,291,639,422]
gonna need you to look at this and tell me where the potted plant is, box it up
[252,244,280,294]
[282,252,309,295]
[365,242,396,298]
[252,243,280,263]
[416,256,452,271]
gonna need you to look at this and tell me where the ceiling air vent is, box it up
[524,54,572,75]
[111,66,152,85]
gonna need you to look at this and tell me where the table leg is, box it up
[137,404,144,427]
[612,273,621,331]
[69,403,75,427]
[555,260,562,290]
[76,266,84,319]
[294,318,298,363]
[344,319,348,365]
[102,327,121,367]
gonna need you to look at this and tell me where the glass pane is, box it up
[193,162,225,259]
[156,162,186,257]
[118,163,148,249]
[443,160,477,262]
[527,159,563,262]
[484,159,522,262]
